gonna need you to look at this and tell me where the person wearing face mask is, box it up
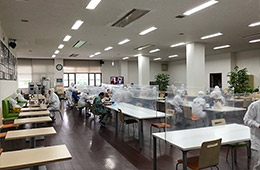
[78,89,91,116]
[170,89,185,125]
[192,91,209,126]
[9,93,21,109]
[16,89,27,102]
[46,88,60,120]
[66,82,74,108]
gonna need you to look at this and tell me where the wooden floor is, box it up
[2,102,253,170]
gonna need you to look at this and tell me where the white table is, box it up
[0,145,72,170]
[106,102,171,149]
[205,106,246,112]
[21,107,47,112]
[152,124,250,170]
[5,127,56,148]
[14,117,52,125]
[19,110,50,117]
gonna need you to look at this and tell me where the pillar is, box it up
[186,43,205,95]
[54,59,64,94]
[138,55,150,85]
[120,60,128,84]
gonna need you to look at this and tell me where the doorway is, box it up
[210,73,222,88]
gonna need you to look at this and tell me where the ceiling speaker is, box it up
[9,40,16,49]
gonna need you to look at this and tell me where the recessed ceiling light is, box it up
[134,54,142,57]
[52,55,56,58]
[249,39,260,43]
[89,54,95,58]
[71,20,84,30]
[123,57,129,60]
[168,55,179,58]
[21,19,29,23]
[213,45,231,50]
[94,52,101,55]
[154,58,162,61]
[139,26,157,36]
[86,0,101,10]
[149,49,160,53]
[54,50,60,54]
[170,42,185,48]
[73,40,86,48]
[201,32,223,40]
[118,39,130,45]
[63,35,72,42]
[135,44,154,51]
[183,0,219,16]
[58,44,64,49]
[104,46,113,51]
[249,21,260,27]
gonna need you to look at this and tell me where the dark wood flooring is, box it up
[1,102,253,170]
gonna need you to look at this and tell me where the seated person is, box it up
[16,89,27,102]
[93,92,109,127]
[170,90,185,125]
[9,93,21,109]
[66,83,74,107]
[78,89,91,116]
[210,90,225,107]
[46,88,60,120]
[192,91,207,121]
[72,91,79,104]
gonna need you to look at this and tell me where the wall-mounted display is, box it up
[110,76,124,85]
[0,41,17,80]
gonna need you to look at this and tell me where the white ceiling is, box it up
[0,0,259,61]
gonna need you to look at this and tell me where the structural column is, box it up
[138,55,150,85]
[54,59,64,94]
[120,60,128,84]
[186,43,205,95]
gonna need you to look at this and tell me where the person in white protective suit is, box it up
[16,89,27,102]
[66,82,74,107]
[171,89,185,114]
[210,86,225,105]
[46,88,60,120]
[180,83,187,95]
[192,91,206,118]
[9,93,21,109]
[78,89,91,116]
[244,100,260,170]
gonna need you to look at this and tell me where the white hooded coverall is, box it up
[47,88,60,111]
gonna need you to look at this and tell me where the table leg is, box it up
[231,147,234,170]
[138,120,143,150]
[30,165,39,170]
[153,136,157,170]
[30,137,36,148]
[247,141,251,170]
[182,150,188,170]
[115,111,118,135]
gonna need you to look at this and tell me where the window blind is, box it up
[64,60,101,73]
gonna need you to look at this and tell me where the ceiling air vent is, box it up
[112,9,150,28]
[175,15,185,19]
[69,54,79,57]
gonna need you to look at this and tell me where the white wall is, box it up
[101,61,120,84]
[128,61,138,84]
[205,53,232,89]
[235,49,260,88]
[168,60,186,85]
[150,61,169,82]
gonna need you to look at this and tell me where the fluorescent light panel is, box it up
[52,55,56,58]
[134,54,142,57]
[213,45,231,50]
[123,57,129,60]
[201,32,223,39]
[73,40,86,48]
[249,39,260,43]
[170,42,185,48]
[63,35,72,42]
[104,46,113,51]
[94,52,101,55]
[154,58,162,61]
[58,44,64,49]
[149,49,160,53]
[183,0,219,16]
[249,21,260,27]
[86,0,101,10]
[54,50,60,54]
[118,39,130,45]
[71,20,84,30]
[139,26,157,35]
[89,54,95,58]
[168,55,178,58]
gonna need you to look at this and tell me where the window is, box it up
[76,74,88,86]
[63,73,102,87]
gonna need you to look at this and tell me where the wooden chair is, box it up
[211,119,250,165]
[90,104,102,120]
[183,106,201,127]
[243,98,252,108]
[50,100,63,120]
[176,138,222,170]
[118,109,138,137]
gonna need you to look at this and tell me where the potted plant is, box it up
[155,73,170,97]
[227,66,250,95]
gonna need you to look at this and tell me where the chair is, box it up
[211,119,250,164]
[183,106,202,127]
[0,148,2,155]
[118,109,138,137]
[176,138,222,170]
[90,104,101,120]
[243,98,252,108]
[50,100,63,120]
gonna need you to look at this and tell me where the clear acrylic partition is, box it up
[165,86,247,137]
[111,85,159,117]
[86,86,106,98]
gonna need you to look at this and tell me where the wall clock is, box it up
[56,64,63,71]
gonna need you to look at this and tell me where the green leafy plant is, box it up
[227,66,250,93]
[155,73,170,91]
